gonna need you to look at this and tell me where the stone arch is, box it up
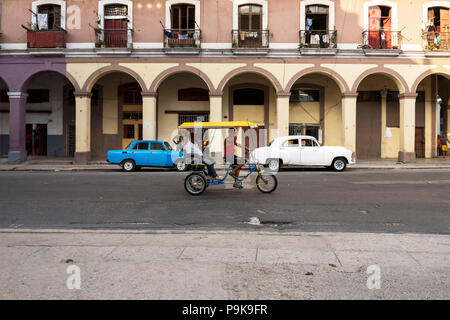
[149,65,215,93]
[352,67,409,93]
[217,65,283,94]
[20,70,80,92]
[285,66,349,94]
[82,65,147,93]
[411,68,450,93]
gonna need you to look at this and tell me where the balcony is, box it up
[22,25,66,48]
[361,29,402,56]
[299,30,337,55]
[423,31,450,51]
[95,27,133,49]
[163,29,201,54]
[232,29,269,52]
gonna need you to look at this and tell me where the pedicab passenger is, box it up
[184,139,220,180]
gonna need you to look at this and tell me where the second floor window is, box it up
[37,4,61,30]
[103,4,128,47]
[171,4,195,30]
[368,5,394,49]
[239,4,262,31]
[306,5,329,31]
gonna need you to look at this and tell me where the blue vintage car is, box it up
[107,140,186,172]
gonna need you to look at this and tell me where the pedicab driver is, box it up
[224,127,247,189]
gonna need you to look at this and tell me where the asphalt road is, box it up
[0,168,449,234]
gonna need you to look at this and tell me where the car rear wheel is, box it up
[331,158,347,172]
[266,159,280,172]
[122,159,136,172]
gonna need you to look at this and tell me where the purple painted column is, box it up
[7,92,28,164]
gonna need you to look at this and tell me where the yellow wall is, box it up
[157,73,209,142]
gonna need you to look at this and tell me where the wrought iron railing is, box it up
[163,29,201,48]
[422,31,450,51]
[299,30,337,49]
[362,29,401,50]
[95,28,133,48]
[232,29,269,49]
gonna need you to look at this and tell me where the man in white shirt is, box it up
[184,140,220,180]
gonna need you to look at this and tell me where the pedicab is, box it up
[177,121,278,195]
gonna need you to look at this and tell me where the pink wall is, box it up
[0,0,442,46]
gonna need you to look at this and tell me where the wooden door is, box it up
[238,5,262,47]
[382,10,392,48]
[415,127,425,158]
[104,19,127,47]
[368,6,381,49]
[356,95,382,159]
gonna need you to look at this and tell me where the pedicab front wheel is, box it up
[184,172,208,195]
[255,173,278,193]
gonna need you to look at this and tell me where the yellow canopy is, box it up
[178,121,259,129]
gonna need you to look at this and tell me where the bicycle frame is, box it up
[206,164,260,186]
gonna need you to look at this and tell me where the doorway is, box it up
[238,4,263,47]
[356,91,382,158]
[368,5,392,49]
[26,123,47,156]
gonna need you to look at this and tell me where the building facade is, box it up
[0,0,449,163]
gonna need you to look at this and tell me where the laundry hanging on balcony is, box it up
[37,14,48,30]
[164,30,194,39]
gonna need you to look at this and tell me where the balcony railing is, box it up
[163,29,201,48]
[362,29,401,50]
[299,30,337,49]
[95,28,133,48]
[22,25,66,48]
[423,31,450,51]
[232,29,269,49]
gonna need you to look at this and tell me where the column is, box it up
[209,94,223,157]
[74,92,91,164]
[142,93,157,140]
[341,93,358,153]
[398,93,417,163]
[424,77,432,158]
[380,90,387,158]
[7,92,28,164]
[276,94,290,138]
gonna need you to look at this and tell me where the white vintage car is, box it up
[250,135,356,172]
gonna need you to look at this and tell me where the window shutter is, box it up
[54,5,61,29]
[251,14,261,30]
[240,14,250,30]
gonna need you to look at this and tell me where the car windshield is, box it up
[164,142,173,151]
[125,142,132,150]
[268,139,274,147]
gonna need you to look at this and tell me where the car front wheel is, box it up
[331,158,347,172]
[175,160,187,172]
[122,159,136,172]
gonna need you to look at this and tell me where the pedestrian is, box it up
[26,130,32,155]
[33,129,40,156]
[441,134,448,158]
[437,135,441,156]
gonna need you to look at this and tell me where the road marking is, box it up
[352,180,450,185]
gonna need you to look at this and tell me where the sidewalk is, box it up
[2,157,450,171]
[0,230,448,299]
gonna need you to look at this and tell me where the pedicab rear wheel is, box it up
[184,172,208,195]
[255,174,278,193]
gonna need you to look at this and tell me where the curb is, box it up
[1,228,449,238]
